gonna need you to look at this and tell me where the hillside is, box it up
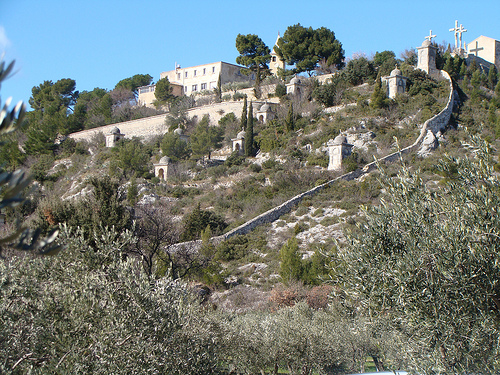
[17,60,495,300]
[2,46,500,373]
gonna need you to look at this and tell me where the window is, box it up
[272,56,277,62]
[177,73,181,80]
[212,66,215,73]
[185,71,188,78]
[201,83,207,90]
[203,68,206,75]
[192,84,198,92]
[194,70,197,76]
[184,86,188,93]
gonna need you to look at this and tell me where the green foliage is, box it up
[180,203,227,241]
[240,95,247,130]
[160,132,191,161]
[370,75,389,109]
[235,33,271,85]
[373,50,400,76]
[0,224,221,374]
[313,74,349,107]
[111,137,152,178]
[0,59,60,255]
[115,73,153,95]
[245,101,254,156]
[275,23,345,75]
[275,82,287,98]
[279,237,303,284]
[406,68,438,96]
[190,115,223,160]
[344,56,376,86]
[335,136,500,373]
[154,76,175,105]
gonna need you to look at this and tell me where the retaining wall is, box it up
[68,100,270,143]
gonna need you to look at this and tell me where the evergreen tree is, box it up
[241,96,247,130]
[370,74,388,109]
[245,101,254,157]
[285,103,295,132]
[459,61,468,79]
[488,65,498,90]
[279,237,303,284]
[214,73,222,103]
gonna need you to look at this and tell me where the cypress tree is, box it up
[370,73,387,109]
[488,65,498,90]
[245,101,253,157]
[285,103,294,132]
[241,96,247,130]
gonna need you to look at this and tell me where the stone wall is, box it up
[68,100,269,142]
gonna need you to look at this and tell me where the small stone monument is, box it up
[231,129,246,155]
[256,102,276,124]
[327,135,353,171]
[286,75,304,97]
[105,127,125,147]
[381,65,407,99]
[417,30,438,76]
[154,156,174,181]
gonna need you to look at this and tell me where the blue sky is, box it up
[1,0,499,109]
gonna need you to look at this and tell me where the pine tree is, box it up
[245,101,254,157]
[241,96,247,130]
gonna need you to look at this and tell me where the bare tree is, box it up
[131,204,180,277]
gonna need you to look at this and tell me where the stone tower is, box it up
[381,65,407,99]
[417,30,438,76]
[105,127,125,148]
[327,135,353,171]
[231,129,246,155]
[270,33,286,76]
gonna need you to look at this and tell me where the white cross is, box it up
[425,30,436,43]
[449,20,459,49]
[458,24,467,49]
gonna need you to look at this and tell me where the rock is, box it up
[418,130,438,157]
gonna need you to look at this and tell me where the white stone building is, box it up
[381,66,407,99]
[466,35,500,69]
[327,135,353,171]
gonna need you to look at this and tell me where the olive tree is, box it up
[335,135,500,374]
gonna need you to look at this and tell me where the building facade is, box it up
[161,61,253,96]
[466,35,500,69]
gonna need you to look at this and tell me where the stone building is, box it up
[381,65,407,99]
[270,33,286,76]
[466,35,500,69]
[231,129,246,155]
[173,127,189,143]
[417,31,438,76]
[137,61,253,107]
[327,135,353,171]
[137,83,183,107]
[154,156,174,181]
[256,102,276,124]
[105,127,125,148]
[286,75,304,97]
